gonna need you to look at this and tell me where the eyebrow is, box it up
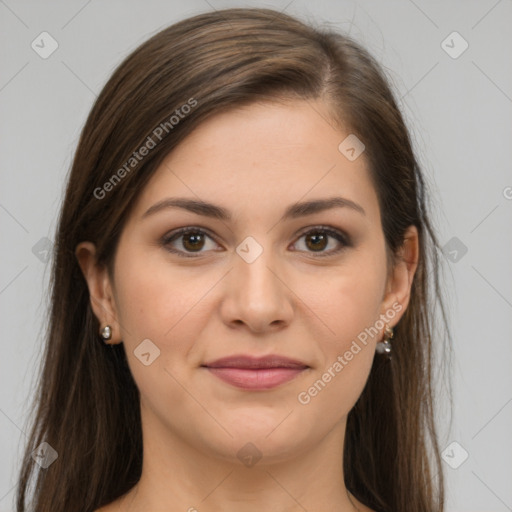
[141,196,366,222]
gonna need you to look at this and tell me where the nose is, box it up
[219,242,294,334]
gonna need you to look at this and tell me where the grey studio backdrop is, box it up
[0,1,511,511]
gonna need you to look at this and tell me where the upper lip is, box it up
[202,354,309,369]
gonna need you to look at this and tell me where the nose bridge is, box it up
[234,234,281,299]
[222,234,293,330]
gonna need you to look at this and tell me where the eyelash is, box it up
[160,225,351,259]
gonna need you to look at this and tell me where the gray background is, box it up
[1,1,511,510]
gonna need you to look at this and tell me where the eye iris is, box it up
[305,232,327,251]
[182,232,204,251]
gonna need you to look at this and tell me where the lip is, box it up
[201,354,310,390]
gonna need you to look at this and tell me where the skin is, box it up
[76,98,418,512]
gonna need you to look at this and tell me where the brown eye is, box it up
[181,232,205,252]
[161,225,351,258]
[304,231,328,252]
[162,228,219,257]
[292,227,350,257]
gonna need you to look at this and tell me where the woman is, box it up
[16,7,451,512]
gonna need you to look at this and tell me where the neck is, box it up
[117,403,364,512]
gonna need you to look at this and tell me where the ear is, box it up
[75,241,122,344]
[379,225,419,326]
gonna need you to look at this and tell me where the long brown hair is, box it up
[16,8,451,512]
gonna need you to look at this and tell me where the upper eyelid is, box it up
[163,224,346,239]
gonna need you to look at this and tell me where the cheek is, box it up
[115,242,185,322]
[295,293,380,426]
[296,344,374,432]
[112,256,206,411]
[295,249,386,414]
[113,251,208,362]
[310,251,387,347]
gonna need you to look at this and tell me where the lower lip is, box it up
[204,367,307,390]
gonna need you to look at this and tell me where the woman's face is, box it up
[79,98,417,464]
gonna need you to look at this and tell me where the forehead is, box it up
[129,99,380,226]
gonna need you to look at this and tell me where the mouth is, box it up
[201,354,310,390]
